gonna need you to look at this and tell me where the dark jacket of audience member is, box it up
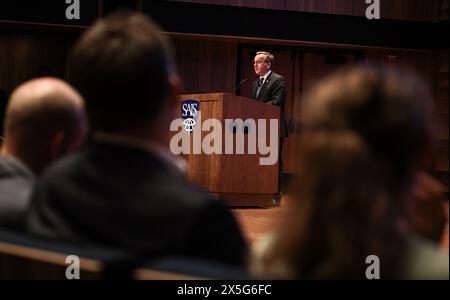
[0,157,34,228]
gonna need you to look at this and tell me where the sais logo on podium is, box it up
[181,100,200,133]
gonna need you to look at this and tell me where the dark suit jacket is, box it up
[0,157,34,229]
[25,142,248,266]
[251,71,288,138]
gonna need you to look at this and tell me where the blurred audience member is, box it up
[26,12,247,266]
[0,78,87,229]
[250,65,449,279]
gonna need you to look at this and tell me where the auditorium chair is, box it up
[0,229,250,280]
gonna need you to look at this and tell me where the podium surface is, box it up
[173,93,280,207]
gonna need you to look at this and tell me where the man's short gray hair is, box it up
[256,51,274,68]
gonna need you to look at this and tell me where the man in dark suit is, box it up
[25,12,247,267]
[0,78,87,229]
[251,51,287,205]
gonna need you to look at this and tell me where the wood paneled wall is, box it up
[439,0,449,21]
[435,50,449,193]
[0,35,237,96]
[167,0,442,22]
[0,29,446,189]
[363,48,448,192]
[364,49,438,88]
[0,33,74,95]
[172,37,237,94]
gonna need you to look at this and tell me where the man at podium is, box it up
[251,51,287,206]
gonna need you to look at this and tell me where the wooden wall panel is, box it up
[167,0,441,22]
[380,0,440,22]
[0,35,14,95]
[287,0,440,21]
[302,52,357,91]
[0,33,72,95]
[285,0,354,15]
[0,34,239,97]
[439,0,449,21]
[166,0,285,10]
[435,50,449,193]
[365,48,448,192]
[172,37,237,94]
[224,0,285,10]
[364,49,437,89]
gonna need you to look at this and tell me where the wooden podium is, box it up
[173,93,280,207]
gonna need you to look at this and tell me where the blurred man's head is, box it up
[1,78,87,175]
[301,64,435,185]
[70,12,181,141]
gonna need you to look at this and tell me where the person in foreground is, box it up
[250,65,449,279]
[0,78,86,229]
[25,12,248,266]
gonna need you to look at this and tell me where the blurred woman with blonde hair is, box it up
[251,65,448,280]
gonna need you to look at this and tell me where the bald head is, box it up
[2,78,87,175]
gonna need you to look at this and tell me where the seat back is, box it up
[0,239,103,279]
[0,229,128,279]
[0,229,250,280]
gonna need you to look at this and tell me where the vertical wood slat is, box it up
[365,48,447,192]
[440,0,449,21]
[435,50,449,192]
[0,33,72,95]
[165,0,441,22]
[173,37,237,94]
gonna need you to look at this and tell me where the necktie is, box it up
[256,77,264,98]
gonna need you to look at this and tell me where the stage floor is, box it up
[231,196,290,245]
[232,198,449,249]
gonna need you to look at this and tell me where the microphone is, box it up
[234,78,248,95]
